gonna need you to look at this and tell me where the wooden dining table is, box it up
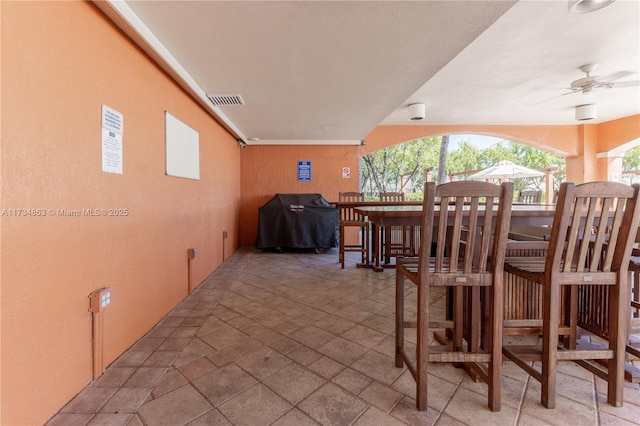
[354,203,557,271]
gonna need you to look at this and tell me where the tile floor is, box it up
[48,247,640,426]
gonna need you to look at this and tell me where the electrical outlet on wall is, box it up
[187,248,197,260]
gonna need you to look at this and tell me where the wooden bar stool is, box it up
[503,181,640,408]
[395,181,513,411]
[338,192,369,268]
[380,192,413,264]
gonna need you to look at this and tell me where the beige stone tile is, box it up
[99,388,151,414]
[595,375,640,407]
[170,326,199,338]
[298,383,367,426]
[60,386,118,414]
[433,413,469,425]
[390,396,440,426]
[332,368,373,395]
[359,381,403,413]
[191,363,257,406]
[287,346,324,366]
[122,367,167,388]
[595,387,640,425]
[198,324,249,350]
[250,309,294,328]
[353,406,407,426]
[137,385,212,425]
[350,351,404,385]
[288,325,336,349]
[86,413,132,425]
[313,315,357,335]
[206,346,242,367]
[272,320,302,335]
[151,369,188,398]
[157,336,191,351]
[45,413,94,426]
[597,410,640,425]
[333,307,374,323]
[262,363,327,404]
[142,351,179,367]
[195,316,227,336]
[229,335,265,356]
[93,367,136,388]
[218,384,292,425]
[111,351,152,368]
[145,326,177,338]
[185,409,232,425]
[235,346,292,380]
[361,314,395,334]
[271,408,320,426]
[444,386,518,425]
[391,369,458,412]
[525,372,595,409]
[130,337,165,352]
[269,336,305,355]
[317,337,369,365]
[172,338,216,367]
[520,388,598,425]
[179,316,208,327]
[178,357,218,381]
[308,356,346,379]
[340,324,387,349]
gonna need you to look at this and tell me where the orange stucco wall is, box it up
[239,144,367,246]
[1,2,241,424]
[240,120,640,246]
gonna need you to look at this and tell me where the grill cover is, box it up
[255,193,339,250]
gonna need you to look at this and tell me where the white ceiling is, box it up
[96,0,640,145]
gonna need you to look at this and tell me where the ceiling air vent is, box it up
[207,94,245,107]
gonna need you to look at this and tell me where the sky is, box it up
[447,134,503,152]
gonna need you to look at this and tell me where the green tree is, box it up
[361,137,440,198]
[446,140,483,176]
[623,146,640,170]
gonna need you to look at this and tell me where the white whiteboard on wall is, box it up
[165,111,200,180]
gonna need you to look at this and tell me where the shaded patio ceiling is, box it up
[95,0,639,145]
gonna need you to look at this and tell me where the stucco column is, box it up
[565,124,599,184]
[595,155,623,182]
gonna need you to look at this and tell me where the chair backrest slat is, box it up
[546,181,640,276]
[338,191,364,221]
[419,181,514,279]
[380,192,405,202]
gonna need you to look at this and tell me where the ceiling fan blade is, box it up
[598,70,633,82]
[611,80,640,88]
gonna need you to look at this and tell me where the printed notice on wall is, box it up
[297,161,311,182]
[102,128,123,174]
[102,105,123,174]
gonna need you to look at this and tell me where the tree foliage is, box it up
[362,136,565,198]
[623,146,640,171]
[361,137,440,199]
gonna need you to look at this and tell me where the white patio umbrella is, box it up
[468,160,544,180]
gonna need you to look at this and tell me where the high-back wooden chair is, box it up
[517,189,542,204]
[503,181,640,408]
[338,192,369,268]
[379,192,413,263]
[395,181,514,411]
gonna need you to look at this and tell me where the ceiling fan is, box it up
[565,63,638,95]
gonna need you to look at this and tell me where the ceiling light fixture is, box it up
[575,104,597,121]
[568,0,615,14]
[408,103,426,121]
